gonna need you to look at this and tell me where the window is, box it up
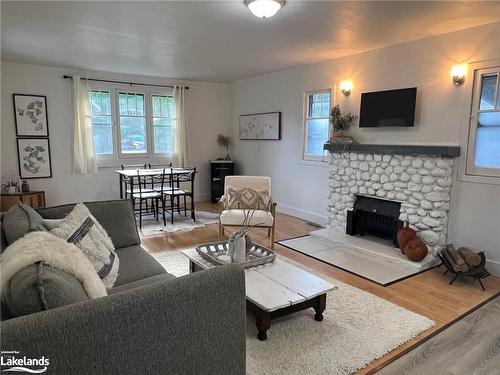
[303,90,331,161]
[118,92,147,155]
[88,84,174,164]
[466,65,500,178]
[89,90,113,155]
[152,95,174,154]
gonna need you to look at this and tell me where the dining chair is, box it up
[131,169,165,229]
[161,167,196,225]
[121,164,154,199]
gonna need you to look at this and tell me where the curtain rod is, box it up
[62,75,189,90]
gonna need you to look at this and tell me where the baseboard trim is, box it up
[277,204,327,226]
[486,259,500,277]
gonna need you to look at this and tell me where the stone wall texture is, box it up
[328,152,455,255]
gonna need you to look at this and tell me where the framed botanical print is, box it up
[13,94,49,137]
[17,138,52,179]
[239,112,281,140]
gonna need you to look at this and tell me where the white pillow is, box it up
[50,203,119,288]
[43,218,65,230]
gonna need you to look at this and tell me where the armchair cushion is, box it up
[220,209,274,227]
[226,187,270,210]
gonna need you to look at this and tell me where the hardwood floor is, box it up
[141,202,500,374]
[376,297,500,375]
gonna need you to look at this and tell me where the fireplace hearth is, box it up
[346,195,404,247]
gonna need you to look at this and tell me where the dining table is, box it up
[115,168,194,199]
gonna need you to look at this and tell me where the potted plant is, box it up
[217,134,231,160]
[330,105,357,138]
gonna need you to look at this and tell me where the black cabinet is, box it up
[211,161,235,203]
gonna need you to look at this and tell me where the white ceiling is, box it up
[2,1,500,82]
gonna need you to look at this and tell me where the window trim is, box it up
[302,89,332,162]
[88,81,174,166]
[459,59,500,184]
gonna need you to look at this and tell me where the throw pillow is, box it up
[226,187,270,210]
[51,203,119,288]
[6,263,90,318]
[1,203,48,245]
[43,218,65,230]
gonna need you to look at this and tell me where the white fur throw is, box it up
[1,231,107,300]
[51,203,119,289]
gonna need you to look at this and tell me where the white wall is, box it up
[1,62,232,205]
[231,22,500,274]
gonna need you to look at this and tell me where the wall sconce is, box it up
[451,64,466,86]
[340,80,352,96]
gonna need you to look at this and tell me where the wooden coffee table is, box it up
[182,248,336,341]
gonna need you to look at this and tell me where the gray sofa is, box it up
[0,199,246,375]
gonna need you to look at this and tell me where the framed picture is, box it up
[239,112,281,140]
[17,138,52,179]
[13,94,49,137]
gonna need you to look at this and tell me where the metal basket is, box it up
[195,240,276,269]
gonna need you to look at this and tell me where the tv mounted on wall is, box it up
[359,87,417,127]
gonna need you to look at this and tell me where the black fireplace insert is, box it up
[346,195,404,247]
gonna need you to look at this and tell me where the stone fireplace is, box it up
[325,144,460,256]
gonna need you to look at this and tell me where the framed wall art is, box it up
[239,112,281,140]
[13,94,49,137]
[17,138,52,179]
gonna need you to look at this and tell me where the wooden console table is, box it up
[0,191,46,211]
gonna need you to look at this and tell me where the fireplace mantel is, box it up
[324,142,460,157]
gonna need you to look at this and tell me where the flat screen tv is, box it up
[359,87,417,127]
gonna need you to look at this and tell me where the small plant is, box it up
[330,105,357,133]
[217,134,231,160]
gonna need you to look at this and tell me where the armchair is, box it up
[218,176,277,249]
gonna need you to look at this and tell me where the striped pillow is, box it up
[50,203,119,288]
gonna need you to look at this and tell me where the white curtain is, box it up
[72,75,97,174]
[172,85,189,166]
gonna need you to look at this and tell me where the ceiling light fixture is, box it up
[245,0,284,19]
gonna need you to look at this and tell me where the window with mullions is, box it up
[303,90,331,161]
[152,95,174,154]
[118,92,147,154]
[466,66,500,178]
[89,90,113,155]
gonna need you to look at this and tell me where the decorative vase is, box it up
[231,235,247,263]
[397,224,417,254]
[224,153,231,161]
[21,180,30,193]
[404,238,428,262]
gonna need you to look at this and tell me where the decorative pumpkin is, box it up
[404,238,428,262]
[397,226,417,254]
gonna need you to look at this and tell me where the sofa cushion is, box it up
[37,200,140,249]
[6,263,89,318]
[50,203,119,289]
[220,209,274,226]
[114,245,166,286]
[2,203,47,245]
[109,273,176,295]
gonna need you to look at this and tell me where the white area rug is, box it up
[151,250,435,375]
[138,211,218,236]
